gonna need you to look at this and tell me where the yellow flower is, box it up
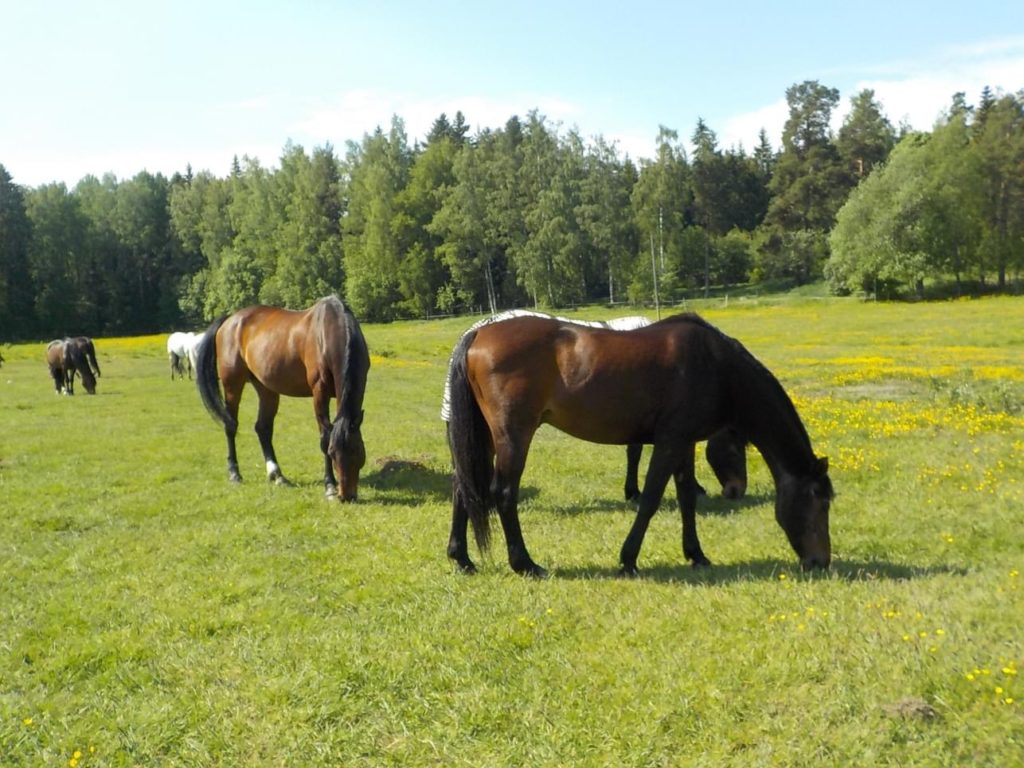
[73,751,82,760]
[22,717,33,726]
[1006,698,1015,705]
[996,686,1005,695]
[778,573,787,580]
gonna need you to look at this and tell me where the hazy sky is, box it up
[3,0,1023,187]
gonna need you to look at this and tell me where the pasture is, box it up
[2,296,1023,766]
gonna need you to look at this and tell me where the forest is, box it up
[1,80,1022,340]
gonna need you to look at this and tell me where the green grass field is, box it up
[2,295,1023,766]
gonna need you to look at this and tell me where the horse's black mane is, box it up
[659,312,815,462]
[318,295,367,429]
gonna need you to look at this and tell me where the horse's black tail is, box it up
[195,316,235,432]
[446,329,494,552]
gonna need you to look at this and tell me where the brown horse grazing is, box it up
[446,313,833,578]
[46,338,98,395]
[63,337,100,394]
[441,310,748,503]
[195,295,370,501]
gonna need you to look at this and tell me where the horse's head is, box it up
[79,365,97,394]
[775,456,833,570]
[706,427,747,499]
[329,410,366,502]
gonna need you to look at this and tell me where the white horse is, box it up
[167,331,200,380]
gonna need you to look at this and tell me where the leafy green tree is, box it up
[515,120,589,307]
[0,165,35,339]
[343,117,412,321]
[630,126,692,302]
[577,136,638,303]
[26,183,89,334]
[265,143,345,308]
[971,92,1024,288]
[761,80,851,282]
[827,134,933,296]
[169,170,234,322]
[836,89,896,181]
[393,132,460,316]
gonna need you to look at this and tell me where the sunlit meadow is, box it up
[1,295,1022,766]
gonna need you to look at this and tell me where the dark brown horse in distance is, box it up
[195,295,370,501]
[446,313,833,577]
[46,337,99,395]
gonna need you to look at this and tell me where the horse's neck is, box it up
[731,363,814,480]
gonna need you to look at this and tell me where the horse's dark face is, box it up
[706,428,747,499]
[775,457,833,570]
[79,366,97,395]
[330,412,366,502]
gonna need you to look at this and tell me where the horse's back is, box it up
[218,298,354,398]
[469,315,727,444]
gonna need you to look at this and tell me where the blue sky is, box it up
[3,0,1023,188]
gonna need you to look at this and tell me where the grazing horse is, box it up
[446,312,833,577]
[46,338,98,395]
[167,331,199,380]
[195,295,370,501]
[441,309,748,501]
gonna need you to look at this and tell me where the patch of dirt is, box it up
[882,697,939,721]
[375,455,431,474]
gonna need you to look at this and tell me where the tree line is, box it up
[1,81,1021,341]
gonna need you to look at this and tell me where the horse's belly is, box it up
[544,406,649,445]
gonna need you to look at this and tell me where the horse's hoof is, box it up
[618,565,640,579]
[453,561,477,575]
[516,563,548,579]
[229,473,242,483]
[691,557,713,568]
[273,475,292,487]
[324,484,338,499]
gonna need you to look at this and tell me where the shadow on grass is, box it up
[553,557,967,585]
[541,490,773,517]
[361,457,452,505]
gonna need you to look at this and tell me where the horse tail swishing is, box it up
[446,329,496,571]
[195,316,234,430]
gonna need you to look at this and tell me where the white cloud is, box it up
[717,36,1024,153]
[719,99,790,152]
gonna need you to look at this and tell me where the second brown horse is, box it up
[195,295,370,501]
[446,313,833,577]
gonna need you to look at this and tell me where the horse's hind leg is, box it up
[221,379,245,483]
[447,490,476,573]
[493,439,545,577]
[674,443,711,567]
[254,387,288,485]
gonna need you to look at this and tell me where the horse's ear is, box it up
[815,456,829,475]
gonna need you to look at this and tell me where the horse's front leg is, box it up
[494,439,545,577]
[674,443,711,567]
[619,443,679,577]
[624,443,642,502]
[313,387,339,499]
[253,387,288,485]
